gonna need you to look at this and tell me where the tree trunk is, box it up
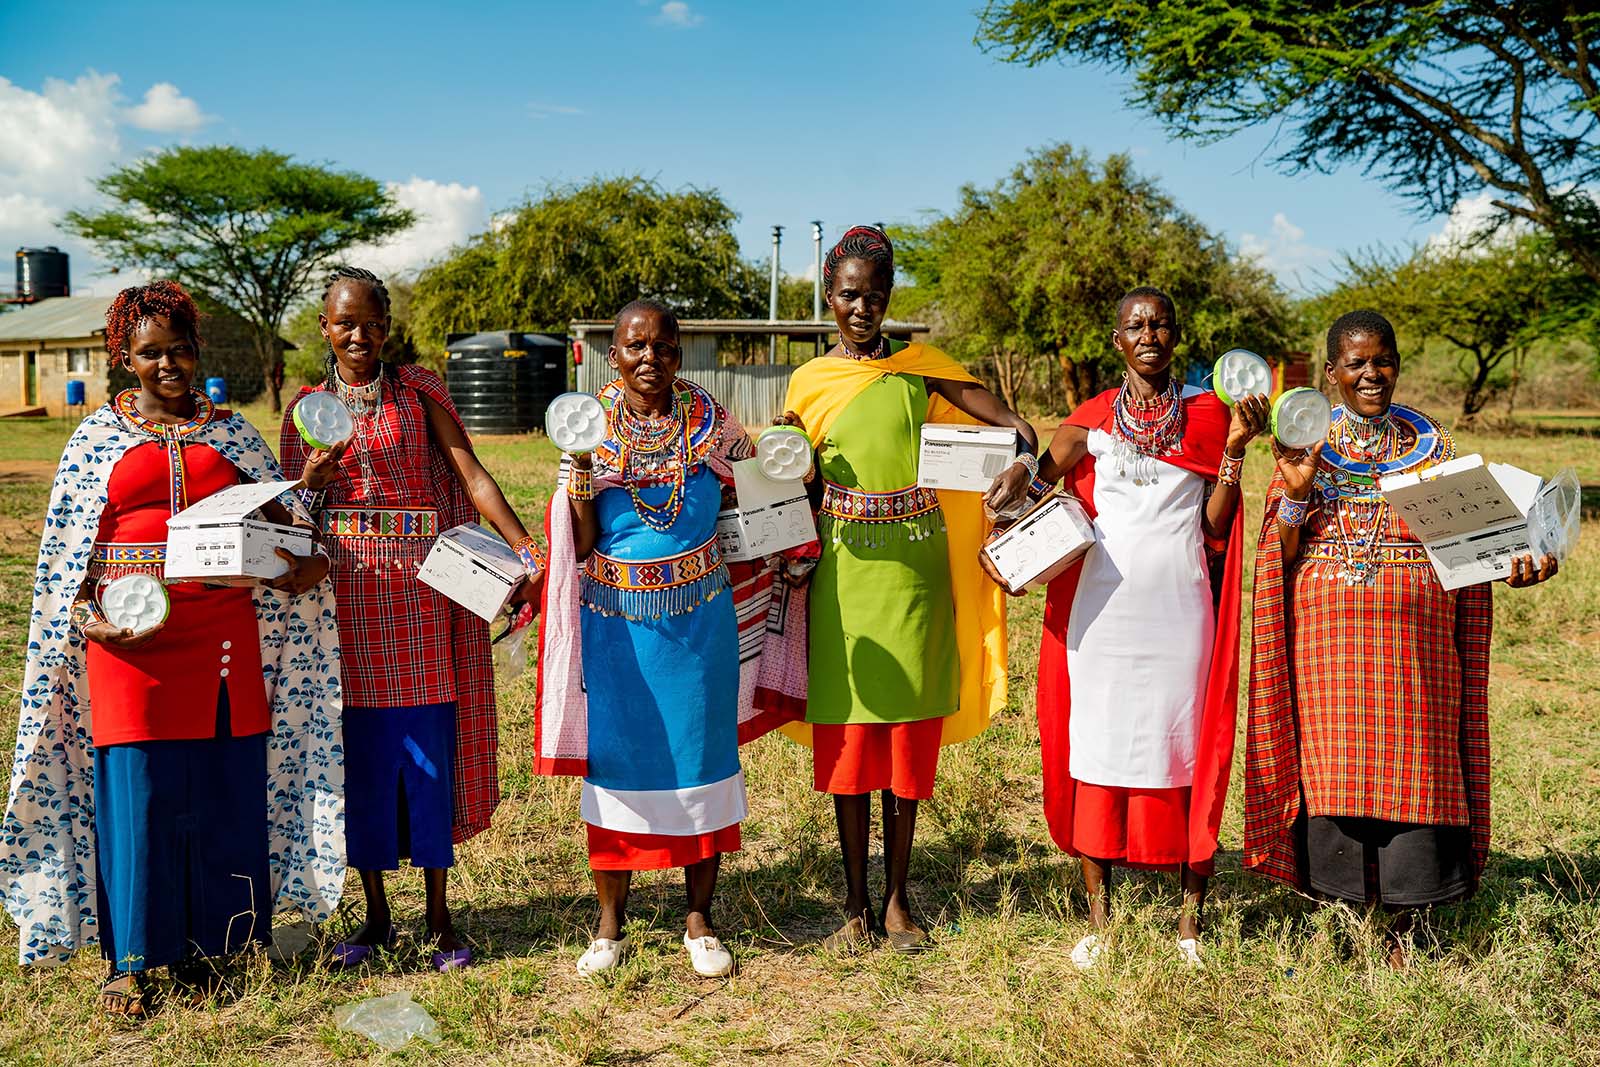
[1505,346,1528,420]
[254,327,283,413]
[1058,354,1098,414]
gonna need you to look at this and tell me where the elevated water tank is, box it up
[15,247,69,302]
[445,331,568,435]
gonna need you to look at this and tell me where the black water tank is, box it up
[445,331,567,435]
[15,247,69,301]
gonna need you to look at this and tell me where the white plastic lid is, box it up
[293,391,355,451]
[1272,388,1332,449]
[545,392,606,454]
[101,573,169,634]
[756,426,812,481]
[1213,349,1273,406]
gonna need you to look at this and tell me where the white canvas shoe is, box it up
[1175,937,1204,969]
[683,933,733,978]
[576,936,629,976]
[1070,933,1104,971]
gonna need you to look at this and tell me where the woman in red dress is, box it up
[280,266,543,972]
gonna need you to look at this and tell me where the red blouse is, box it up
[85,440,269,747]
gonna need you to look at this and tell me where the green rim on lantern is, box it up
[1212,349,1273,406]
[1271,387,1333,450]
[292,391,355,452]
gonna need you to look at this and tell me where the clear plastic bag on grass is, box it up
[333,991,442,1051]
[492,602,536,682]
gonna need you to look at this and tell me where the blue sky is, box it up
[1,0,1462,297]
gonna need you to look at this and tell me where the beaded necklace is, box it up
[1111,376,1185,486]
[610,391,690,532]
[113,389,216,514]
[840,335,887,361]
[334,371,383,497]
[1322,407,1400,586]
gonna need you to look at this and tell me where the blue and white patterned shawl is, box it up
[1,402,346,966]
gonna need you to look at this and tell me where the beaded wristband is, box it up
[512,535,546,578]
[298,486,327,514]
[1028,475,1055,500]
[70,598,107,634]
[1277,493,1311,527]
[1218,450,1245,487]
[1010,452,1040,481]
[567,462,594,501]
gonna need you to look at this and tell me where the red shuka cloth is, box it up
[1035,388,1245,872]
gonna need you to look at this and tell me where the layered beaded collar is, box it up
[592,377,722,476]
[112,389,217,440]
[1320,403,1447,477]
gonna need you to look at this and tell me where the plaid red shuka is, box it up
[1242,413,1492,889]
[281,366,500,844]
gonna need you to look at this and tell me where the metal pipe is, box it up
[769,225,783,362]
[811,221,823,320]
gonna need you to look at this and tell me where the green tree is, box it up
[64,146,415,411]
[976,2,1600,287]
[411,177,757,349]
[894,143,1292,412]
[1322,234,1578,417]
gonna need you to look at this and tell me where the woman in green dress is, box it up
[777,226,1035,951]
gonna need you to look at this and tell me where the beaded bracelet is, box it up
[298,486,327,514]
[1010,452,1040,482]
[512,535,546,578]
[1277,493,1312,527]
[567,462,594,501]
[1028,474,1055,500]
[70,598,107,634]
[1218,450,1245,487]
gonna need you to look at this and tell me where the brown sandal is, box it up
[100,973,151,1018]
[821,914,873,953]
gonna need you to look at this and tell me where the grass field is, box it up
[0,402,1597,1066]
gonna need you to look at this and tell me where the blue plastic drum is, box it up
[65,379,85,406]
[205,377,227,404]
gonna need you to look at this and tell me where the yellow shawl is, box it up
[780,343,1008,747]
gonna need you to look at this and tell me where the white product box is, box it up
[165,479,314,584]
[716,458,817,563]
[1380,454,1581,590]
[981,492,1097,593]
[416,523,529,622]
[918,423,1018,493]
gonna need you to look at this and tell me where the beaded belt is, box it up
[89,541,167,581]
[319,507,438,538]
[581,535,728,619]
[1298,539,1433,566]
[820,482,941,523]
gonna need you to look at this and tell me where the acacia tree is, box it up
[977,2,1600,286]
[895,144,1292,412]
[411,177,758,348]
[1326,234,1573,417]
[65,146,415,411]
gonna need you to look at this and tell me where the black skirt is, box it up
[1296,812,1473,907]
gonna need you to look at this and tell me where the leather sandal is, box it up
[884,923,930,954]
[100,973,152,1018]
[821,914,873,953]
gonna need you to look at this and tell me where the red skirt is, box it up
[585,823,741,872]
[812,718,942,800]
[1070,782,1208,874]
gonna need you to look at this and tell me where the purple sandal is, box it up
[329,925,397,968]
[431,947,472,972]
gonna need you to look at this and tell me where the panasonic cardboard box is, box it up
[981,492,1097,594]
[165,480,314,584]
[918,423,1018,493]
[716,458,816,562]
[417,523,527,622]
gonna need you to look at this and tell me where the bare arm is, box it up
[1200,394,1270,542]
[566,454,599,561]
[1270,442,1324,569]
[929,378,1040,517]
[420,392,531,547]
[1037,424,1090,487]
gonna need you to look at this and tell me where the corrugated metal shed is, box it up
[0,296,112,342]
[569,318,929,427]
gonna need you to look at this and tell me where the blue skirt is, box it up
[343,702,457,870]
[94,686,270,972]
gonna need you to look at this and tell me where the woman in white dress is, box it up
[998,287,1268,969]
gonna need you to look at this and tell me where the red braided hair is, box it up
[103,280,204,370]
[822,224,894,293]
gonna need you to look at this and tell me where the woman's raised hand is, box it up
[773,411,806,433]
[1228,394,1271,452]
[299,439,349,491]
[1272,440,1323,500]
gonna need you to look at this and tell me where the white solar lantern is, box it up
[100,573,170,635]
[1271,387,1333,449]
[292,391,355,452]
[1212,349,1273,406]
[755,426,812,482]
[544,392,607,454]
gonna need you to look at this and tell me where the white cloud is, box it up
[124,82,210,133]
[528,101,584,119]
[655,2,703,27]
[1240,212,1329,289]
[346,177,488,278]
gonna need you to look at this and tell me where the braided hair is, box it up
[321,264,396,391]
[1326,309,1398,364]
[822,225,894,294]
[1116,285,1177,324]
[104,280,203,370]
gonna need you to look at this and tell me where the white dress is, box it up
[1066,412,1214,789]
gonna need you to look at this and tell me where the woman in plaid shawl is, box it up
[1243,310,1558,967]
[279,267,544,973]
